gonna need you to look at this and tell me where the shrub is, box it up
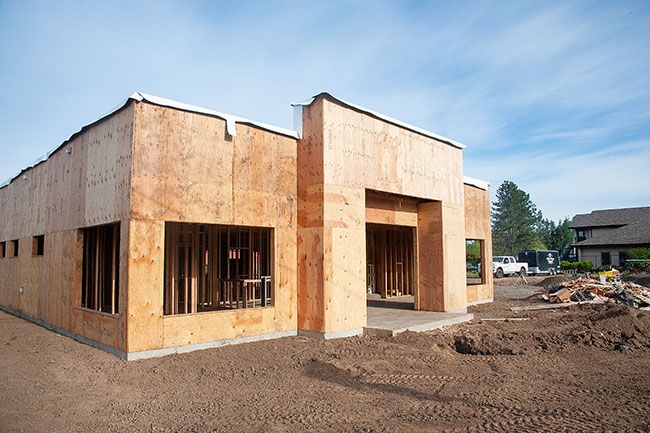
[628,247,650,260]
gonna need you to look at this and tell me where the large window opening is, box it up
[81,223,120,314]
[466,239,484,285]
[164,222,273,315]
[366,224,416,298]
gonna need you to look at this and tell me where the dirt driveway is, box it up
[1,284,649,433]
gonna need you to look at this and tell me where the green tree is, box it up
[535,217,573,254]
[491,181,541,255]
[550,218,573,253]
[536,217,556,249]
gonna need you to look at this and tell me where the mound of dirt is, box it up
[422,304,650,356]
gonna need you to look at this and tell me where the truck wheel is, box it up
[520,267,526,276]
[496,268,504,278]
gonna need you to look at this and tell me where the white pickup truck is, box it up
[492,256,528,278]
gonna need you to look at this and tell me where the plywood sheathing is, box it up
[126,102,298,352]
[365,190,419,227]
[297,98,326,332]
[416,201,467,311]
[0,105,134,350]
[464,183,493,303]
[297,95,468,336]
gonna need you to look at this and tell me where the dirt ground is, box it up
[1,283,649,433]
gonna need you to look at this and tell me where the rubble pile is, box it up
[544,277,650,309]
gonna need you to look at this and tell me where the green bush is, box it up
[628,247,650,259]
[559,260,593,271]
[579,261,593,271]
[561,260,587,270]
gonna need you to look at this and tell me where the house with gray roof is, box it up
[571,206,650,268]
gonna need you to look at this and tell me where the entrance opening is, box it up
[366,223,416,301]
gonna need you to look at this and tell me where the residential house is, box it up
[571,206,650,267]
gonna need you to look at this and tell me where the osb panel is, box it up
[321,98,464,206]
[0,106,133,351]
[128,104,298,351]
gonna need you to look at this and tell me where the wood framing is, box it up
[0,92,492,358]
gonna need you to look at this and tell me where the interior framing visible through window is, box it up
[81,223,120,315]
[164,222,274,315]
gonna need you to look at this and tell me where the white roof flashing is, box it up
[292,93,467,150]
[463,176,490,190]
[132,92,299,139]
[0,92,299,189]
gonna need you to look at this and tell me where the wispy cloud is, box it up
[0,0,648,219]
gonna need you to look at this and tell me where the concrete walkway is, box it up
[364,295,473,337]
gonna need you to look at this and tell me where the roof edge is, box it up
[292,92,467,150]
[133,92,299,139]
[0,97,136,190]
[463,176,490,190]
[0,92,300,190]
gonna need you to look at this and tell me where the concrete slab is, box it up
[364,296,473,337]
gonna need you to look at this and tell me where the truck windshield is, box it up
[493,256,504,263]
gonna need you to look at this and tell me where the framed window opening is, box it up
[0,241,5,258]
[164,222,274,316]
[81,223,120,315]
[10,240,19,257]
[466,239,484,285]
[32,235,45,256]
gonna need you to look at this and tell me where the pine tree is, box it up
[550,218,573,256]
[491,181,541,255]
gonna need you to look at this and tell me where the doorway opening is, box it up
[366,223,416,301]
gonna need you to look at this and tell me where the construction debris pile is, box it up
[544,277,650,309]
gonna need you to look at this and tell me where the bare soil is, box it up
[1,286,649,433]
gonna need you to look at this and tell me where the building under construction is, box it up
[0,92,492,359]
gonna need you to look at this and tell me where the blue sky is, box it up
[1,0,649,221]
